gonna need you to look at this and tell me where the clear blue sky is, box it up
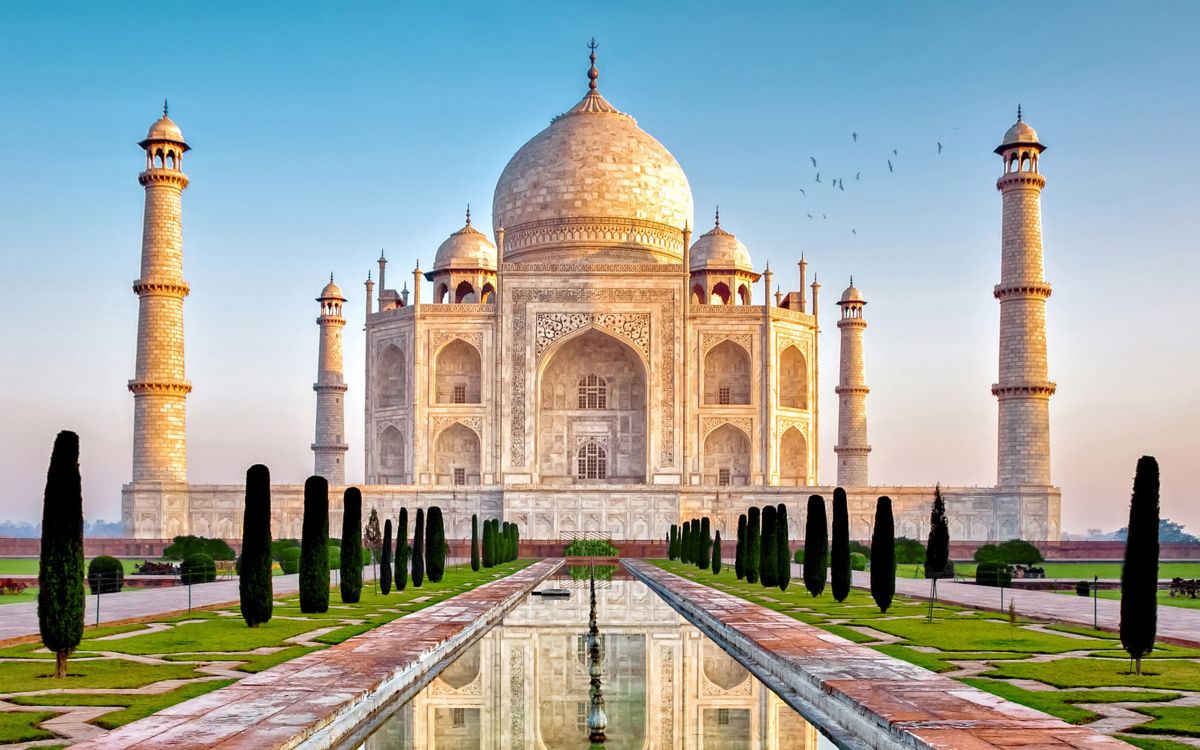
[1,1,1197,533]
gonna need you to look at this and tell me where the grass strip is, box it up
[9,679,237,730]
[0,710,58,743]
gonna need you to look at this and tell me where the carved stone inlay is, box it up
[510,288,675,467]
[432,416,483,438]
[509,645,524,750]
[703,333,753,355]
[659,646,674,746]
[535,312,650,359]
[431,331,483,352]
[702,417,753,439]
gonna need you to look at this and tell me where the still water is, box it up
[349,572,837,749]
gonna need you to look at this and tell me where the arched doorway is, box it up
[779,345,808,408]
[779,427,808,486]
[703,424,750,486]
[436,339,482,403]
[704,340,751,404]
[434,422,480,486]
[537,328,647,484]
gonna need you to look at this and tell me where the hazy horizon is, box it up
[2,2,1197,534]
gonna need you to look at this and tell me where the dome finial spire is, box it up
[465,203,471,226]
[1017,103,1022,122]
[330,272,334,283]
[714,205,720,227]
[163,98,169,117]
[587,37,599,91]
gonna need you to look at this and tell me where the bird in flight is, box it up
[855,172,861,180]
[892,149,898,156]
[810,156,818,168]
[851,228,857,235]
[798,188,806,197]
[822,213,827,219]
[887,159,893,173]
[852,131,858,143]
[838,179,844,191]
[815,172,821,183]
[937,142,943,154]
[806,213,814,220]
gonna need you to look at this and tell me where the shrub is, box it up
[164,535,235,562]
[299,475,330,613]
[362,547,372,566]
[270,539,300,563]
[395,508,409,591]
[380,519,393,595]
[712,531,722,574]
[1075,580,1091,597]
[735,514,746,580]
[996,539,1044,566]
[87,555,124,595]
[924,485,950,580]
[279,547,302,574]
[976,561,1013,587]
[745,507,761,584]
[563,539,619,557]
[426,507,446,583]
[181,553,217,585]
[327,544,342,570]
[1122,456,1160,674]
[849,551,868,571]
[471,515,480,572]
[803,495,828,597]
[698,517,711,569]
[849,540,871,558]
[339,487,363,604]
[482,517,494,568]
[668,524,679,561]
[39,431,84,678]
[240,464,273,627]
[831,488,851,602]
[777,503,791,591]
[973,543,1003,564]
[870,497,896,613]
[794,547,804,564]
[411,508,425,587]
[760,506,777,587]
[895,537,926,565]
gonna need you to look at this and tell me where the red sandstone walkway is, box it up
[631,560,1126,750]
[845,568,1200,647]
[0,569,383,642]
[71,559,558,750]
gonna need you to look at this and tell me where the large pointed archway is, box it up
[537,327,648,484]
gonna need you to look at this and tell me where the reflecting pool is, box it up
[347,571,836,749]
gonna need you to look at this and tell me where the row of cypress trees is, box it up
[733,504,791,590]
[480,518,519,567]
[671,517,718,570]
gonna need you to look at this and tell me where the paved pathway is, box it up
[630,560,1126,750]
[0,569,381,642]
[844,568,1200,646]
[71,559,559,750]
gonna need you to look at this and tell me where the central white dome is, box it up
[492,88,694,264]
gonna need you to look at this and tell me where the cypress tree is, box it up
[363,508,382,580]
[339,486,363,604]
[735,514,747,580]
[777,503,791,591]
[503,522,512,562]
[411,508,425,586]
[870,496,896,613]
[679,520,690,564]
[803,495,828,597]
[513,523,520,560]
[1121,456,1160,675]
[925,484,950,578]
[38,431,84,678]
[760,504,777,587]
[698,517,711,569]
[668,524,678,561]
[239,464,273,626]
[299,476,330,613]
[712,531,722,574]
[380,519,393,595]
[427,507,446,582]
[395,508,409,591]
[831,488,851,602]
[691,519,700,566]
[746,507,761,584]
[471,514,480,571]
[482,518,494,567]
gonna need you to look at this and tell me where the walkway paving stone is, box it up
[629,560,1128,750]
[69,559,559,750]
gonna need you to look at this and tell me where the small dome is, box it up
[995,115,1042,154]
[839,284,864,304]
[140,115,189,150]
[689,224,753,272]
[319,278,345,300]
[433,222,497,272]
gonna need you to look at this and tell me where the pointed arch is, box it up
[703,423,750,486]
[737,283,751,305]
[779,426,808,486]
[454,280,476,303]
[691,284,705,304]
[436,338,482,403]
[710,282,731,305]
[779,345,808,409]
[376,345,406,408]
[434,422,480,485]
[704,340,751,404]
[378,425,405,483]
[435,282,449,303]
[480,282,495,303]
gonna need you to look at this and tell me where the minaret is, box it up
[834,279,870,486]
[313,275,348,484]
[993,108,1055,486]
[130,102,191,484]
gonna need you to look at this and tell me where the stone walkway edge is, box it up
[626,560,1127,750]
[70,559,561,750]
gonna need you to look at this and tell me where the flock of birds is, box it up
[797,131,946,237]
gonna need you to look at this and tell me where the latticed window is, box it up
[718,708,731,726]
[453,467,466,486]
[577,374,607,409]
[718,385,732,405]
[452,707,466,727]
[452,384,467,404]
[718,468,731,487]
[577,442,607,480]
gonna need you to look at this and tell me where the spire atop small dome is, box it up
[163,98,169,117]
[996,105,1044,154]
[714,205,720,228]
[140,102,189,151]
[319,275,345,301]
[587,38,599,91]
[465,203,472,226]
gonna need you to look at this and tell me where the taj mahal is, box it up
[122,47,1060,543]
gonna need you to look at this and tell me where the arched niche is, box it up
[378,425,405,483]
[704,340,751,404]
[703,423,750,486]
[435,339,482,403]
[710,282,731,305]
[779,345,807,409]
[376,345,406,408]
[454,280,476,303]
[537,328,647,484]
[434,422,480,485]
[779,426,808,486]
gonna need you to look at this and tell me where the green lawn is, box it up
[9,678,236,730]
[1117,737,1200,750]
[952,561,1200,580]
[0,557,146,575]
[653,560,1200,744]
[1057,588,1200,611]
[0,586,38,606]
[0,710,58,743]
[0,659,203,692]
